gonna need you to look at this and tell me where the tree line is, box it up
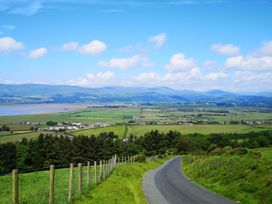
[0,130,272,174]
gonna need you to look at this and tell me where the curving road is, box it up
[143,157,237,204]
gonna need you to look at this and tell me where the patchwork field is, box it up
[71,125,268,138]
[0,107,140,125]
[0,105,271,143]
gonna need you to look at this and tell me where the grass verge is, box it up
[182,148,272,204]
[75,156,172,204]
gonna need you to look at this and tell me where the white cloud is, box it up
[68,71,116,86]
[225,55,272,71]
[135,72,161,83]
[0,37,24,53]
[27,47,48,59]
[211,43,240,56]
[61,41,78,51]
[149,33,167,49]
[257,41,272,56]
[98,55,154,69]
[203,71,228,81]
[165,53,196,72]
[234,71,272,86]
[203,60,216,69]
[79,40,107,55]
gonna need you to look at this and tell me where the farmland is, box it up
[0,131,52,143]
[71,124,268,138]
[0,104,271,143]
[0,106,139,125]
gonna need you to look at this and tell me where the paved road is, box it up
[143,157,237,204]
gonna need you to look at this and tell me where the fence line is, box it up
[10,154,142,204]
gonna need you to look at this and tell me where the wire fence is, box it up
[0,155,140,204]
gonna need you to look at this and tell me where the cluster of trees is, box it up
[0,130,272,174]
[0,125,10,131]
[46,121,58,126]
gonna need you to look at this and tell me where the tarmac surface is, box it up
[143,157,237,204]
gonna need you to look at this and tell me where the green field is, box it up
[0,131,52,143]
[183,148,272,204]
[0,165,96,204]
[71,125,269,138]
[0,107,139,125]
[254,147,272,161]
[72,125,127,138]
[0,157,171,204]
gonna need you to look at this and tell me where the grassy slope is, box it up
[0,157,171,204]
[0,165,95,204]
[71,125,267,138]
[182,148,272,204]
[75,157,171,204]
[0,131,52,143]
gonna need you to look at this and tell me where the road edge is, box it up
[142,157,179,204]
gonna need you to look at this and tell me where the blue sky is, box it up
[0,0,272,92]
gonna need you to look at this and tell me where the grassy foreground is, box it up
[75,156,172,204]
[0,165,94,204]
[182,148,272,204]
[0,157,172,204]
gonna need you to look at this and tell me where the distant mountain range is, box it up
[0,84,272,107]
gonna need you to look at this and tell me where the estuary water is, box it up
[0,104,86,116]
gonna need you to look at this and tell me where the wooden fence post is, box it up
[102,160,105,180]
[99,160,102,182]
[78,163,82,195]
[68,163,74,203]
[49,165,55,204]
[12,169,19,204]
[87,161,90,189]
[94,161,97,185]
[114,155,117,168]
[105,160,107,178]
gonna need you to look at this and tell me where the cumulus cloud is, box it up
[203,60,216,69]
[79,40,107,55]
[149,33,167,49]
[98,55,154,69]
[61,41,79,51]
[68,71,116,86]
[135,72,161,83]
[27,47,48,59]
[225,55,272,71]
[257,41,272,56]
[234,71,272,83]
[0,37,24,53]
[165,53,196,72]
[211,43,240,56]
[203,71,228,81]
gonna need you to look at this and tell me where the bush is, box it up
[135,152,146,162]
